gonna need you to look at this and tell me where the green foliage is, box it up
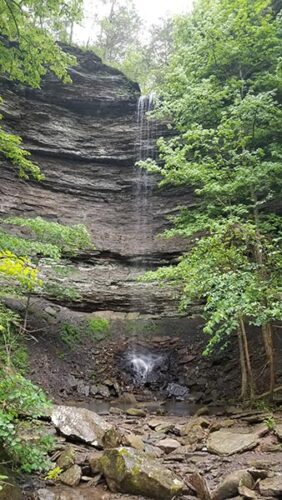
[264,414,276,431]
[87,316,110,340]
[0,217,92,298]
[0,0,82,178]
[0,305,27,372]
[87,0,141,64]
[125,319,158,337]
[60,322,81,349]
[45,466,63,480]
[43,283,82,302]
[0,372,53,472]
[5,217,92,255]
[140,0,282,397]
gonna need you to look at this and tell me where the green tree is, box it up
[88,0,141,64]
[140,0,282,399]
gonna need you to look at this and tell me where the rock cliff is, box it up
[0,44,193,316]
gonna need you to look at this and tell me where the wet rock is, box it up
[189,472,211,500]
[60,464,82,487]
[207,430,258,455]
[57,446,76,470]
[156,438,181,454]
[99,447,184,499]
[166,383,190,400]
[123,433,144,450]
[212,470,254,500]
[51,405,112,447]
[126,408,146,417]
[259,475,282,497]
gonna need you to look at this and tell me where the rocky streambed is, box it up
[14,403,282,500]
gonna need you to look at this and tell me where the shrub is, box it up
[87,317,110,341]
[60,322,81,349]
[0,373,53,472]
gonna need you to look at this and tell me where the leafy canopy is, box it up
[0,0,82,179]
[140,0,282,355]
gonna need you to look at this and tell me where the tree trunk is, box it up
[237,325,248,399]
[252,192,275,397]
[239,317,255,399]
[261,323,275,398]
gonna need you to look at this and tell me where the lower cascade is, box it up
[126,350,165,385]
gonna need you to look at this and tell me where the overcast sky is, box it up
[135,0,193,23]
[74,0,193,44]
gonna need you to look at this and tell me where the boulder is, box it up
[156,438,181,454]
[60,465,82,487]
[207,430,258,455]
[259,475,282,497]
[51,405,112,447]
[212,470,254,500]
[57,446,76,470]
[99,447,184,499]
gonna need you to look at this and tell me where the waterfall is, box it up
[137,92,156,161]
[133,93,156,257]
[127,93,158,379]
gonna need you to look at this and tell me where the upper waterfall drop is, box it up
[137,92,157,161]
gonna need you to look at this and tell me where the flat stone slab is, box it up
[156,438,181,454]
[207,430,258,455]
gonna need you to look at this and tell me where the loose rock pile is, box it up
[33,405,282,500]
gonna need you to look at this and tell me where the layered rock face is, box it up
[0,44,192,316]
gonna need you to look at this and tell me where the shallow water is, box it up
[72,398,221,417]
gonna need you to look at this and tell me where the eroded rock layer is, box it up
[0,44,193,315]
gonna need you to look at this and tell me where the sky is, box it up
[135,0,193,23]
[74,0,193,45]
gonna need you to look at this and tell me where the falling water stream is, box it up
[127,93,161,385]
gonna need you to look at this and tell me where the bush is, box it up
[60,322,81,349]
[0,373,53,472]
[87,317,110,341]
